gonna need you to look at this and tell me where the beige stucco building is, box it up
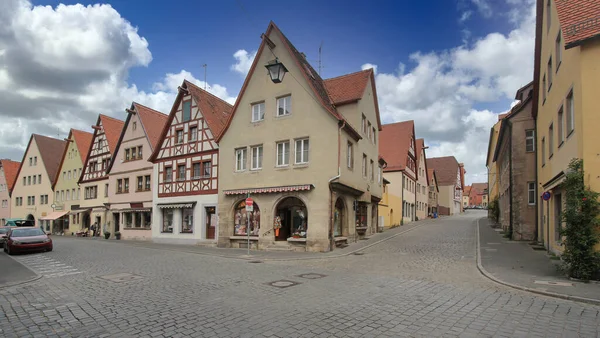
[78,115,124,237]
[0,159,20,226]
[427,169,439,215]
[108,103,168,241]
[379,121,418,224]
[415,138,429,220]
[532,0,600,253]
[216,22,383,252]
[11,135,66,230]
[427,157,465,215]
[52,129,93,235]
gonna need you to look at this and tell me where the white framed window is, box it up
[347,142,353,169]
[277,95,291,117]
[251,145,263,170]
[276,141,290,167]
[528,182,536,205]
[361,114,367,134]
[547,57,553,90]
[235,148,247,171]
[525,130,535,152]
[362,154,367,177]
[566,90,574,134]
[295,138,309,164]
[252,102,265,122]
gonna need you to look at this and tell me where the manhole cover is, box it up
[99,273,144,283]
[296,273,327,279]
[265,280,301,288]
[534,280,573,287]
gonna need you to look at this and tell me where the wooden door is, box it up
[205,207,216,239]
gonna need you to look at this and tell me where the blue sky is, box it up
[2,0,537,184]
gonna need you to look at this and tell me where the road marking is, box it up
[13,254,82,278]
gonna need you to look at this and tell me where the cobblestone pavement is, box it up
[1,211,599,337]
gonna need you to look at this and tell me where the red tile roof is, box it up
[471,182,488,195]
[324,70,371,105]
[498,113,509,120]
[33,134,67,187]
[556,0,600,48]
[464,185,472,196]
[99,114,125,156]
[427,156,460,186]
[133,102,169,151]
[379,120,415,172]
[216,21,378,143]
[1,159,20,193]
[71,129,94,165]
[184,81,233,138]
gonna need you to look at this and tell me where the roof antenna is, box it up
[202,64,207,91]
[318,41,323,76]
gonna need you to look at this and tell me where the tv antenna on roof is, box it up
[318,41,323,76]
[202,64,207,91]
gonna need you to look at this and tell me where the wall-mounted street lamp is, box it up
[265,58,288,84]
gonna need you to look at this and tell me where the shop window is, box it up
[125,213,132,227]
[135,212,142,228]
[274,197,307,240]
[182,208,194,233]
[355,202,368,228]
[143,212,151,228]
[234,200,260,236]
[162,209,173,233]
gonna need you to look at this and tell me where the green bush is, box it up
[488,198,500,224]
[560,159,600,281]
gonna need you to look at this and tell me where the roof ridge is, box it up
[71,128,93,135]
[324,68,372,81]
[382,120,415,127]
[133,102,168,117]
[184,80,234,108]
[99,114,124,123]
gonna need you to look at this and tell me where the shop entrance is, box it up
[205,206,216,239]
[333,198,345,237]
[274,197,307,241]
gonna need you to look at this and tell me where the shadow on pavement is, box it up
[0,253,37,287]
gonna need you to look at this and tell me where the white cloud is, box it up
[470,0,493,18]
[459,10,472,23]
[370,0,535,184]
[361,63,378,75]
[0,0,237,161]
[230,49,256,75]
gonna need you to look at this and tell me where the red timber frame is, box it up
[154,92,219,198]
[80,123,111,183]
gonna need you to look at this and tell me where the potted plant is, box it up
[103,231,111,239]
[114,231,121,240]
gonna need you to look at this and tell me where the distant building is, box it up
[427,157,464,215]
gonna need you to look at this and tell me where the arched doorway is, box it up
[333,198,345,237]
[233,200,260,236]
[274,197,307,241]
[26,214,35,226]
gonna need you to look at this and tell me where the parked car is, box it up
[0,227,9,246]
[2,227,52,255]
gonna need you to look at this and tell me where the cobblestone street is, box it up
[1,211,599,337]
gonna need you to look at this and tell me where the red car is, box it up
[2,227,53,255]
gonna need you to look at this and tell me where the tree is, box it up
[560,159,600,281]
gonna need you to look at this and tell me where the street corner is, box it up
[0,253,39,288]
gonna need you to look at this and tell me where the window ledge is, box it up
[567,129,574,139]
[180,231,194,234]
[123,227,151,231]
[549,154,554,159]
[230,235,258,240]
[294,164,309,169]
[558,141,564,148]
[161,231,173,234]
[287,237,307,242]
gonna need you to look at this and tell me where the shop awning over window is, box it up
[224,184,314,196]
[116,208,152,213]
[40,211,69,221]
[156,203,196,209]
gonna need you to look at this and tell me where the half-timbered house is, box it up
[78,114,125,237]
[149,80,232,245]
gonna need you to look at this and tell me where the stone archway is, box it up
[333,198,345,237]
[233,199,260,236]
[274,197,307,241]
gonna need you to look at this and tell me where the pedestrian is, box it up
[91,223,96,237]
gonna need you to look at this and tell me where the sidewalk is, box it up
[62,217,437,261]
[477,217,600,305]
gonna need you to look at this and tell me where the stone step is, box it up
[265,245,293,252]
[195,241,217,248]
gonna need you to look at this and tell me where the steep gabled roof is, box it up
[379,120,415,173]
[13,134,68,188]
[556,0,600,48]
[72,129,94,164]
[185,81,232,138]
[427,156,460,186]
[107,102,168,174]
[1,159,21,194]
[53,129,93,189]
[99,114,125,155]
[464,185,472,196]
[216,21,369,143]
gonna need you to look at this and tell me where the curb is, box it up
[97,219,433,262]
[0,255,43,290]
[475,218,600,306]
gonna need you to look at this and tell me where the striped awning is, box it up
[40,211,69,221]
[224,184,314,196]
[115,208,152,213]
[156,203,196,209]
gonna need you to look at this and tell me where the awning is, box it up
[40,211,69,221]
[156,203,196,209]
[113,208,152,213]
[224,184,314,196]
[68,209,91,215]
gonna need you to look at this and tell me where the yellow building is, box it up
[486,119,502,203]
[52,129,93,235]
[379,178,403,228]
[533,0,600,253]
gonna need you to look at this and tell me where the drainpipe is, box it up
[401,171,405,224]
[328,121,345,251]
[508,120,514,239]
